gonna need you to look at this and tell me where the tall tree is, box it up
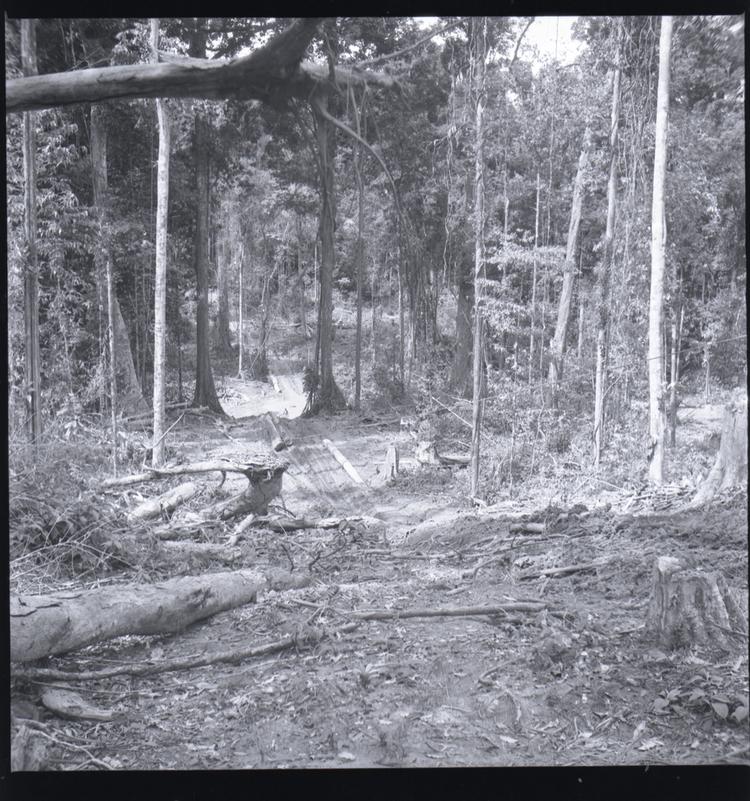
[593,28,622,466]
[547,125,591,405]
[151,18,171,467]
[21,19,42,443]
[192,110,223,412]
[647,16,673,484]
[469,17,487,497]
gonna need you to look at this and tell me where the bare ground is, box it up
[10,365,749,770]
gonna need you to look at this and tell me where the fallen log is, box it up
[323,438,365,484]
[101,456,288,488]
[509,521,546,534]
[127,481,198,522]
[10,568,300,663]
[646,556,748,651]
[159,540,242,564]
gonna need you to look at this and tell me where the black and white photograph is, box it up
[6,14,748,773]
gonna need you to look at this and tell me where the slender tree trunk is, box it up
[397,233,405,386]
[577,300,585,364]
[215,229,233,357]
[470,18,487,498]
[151,19,170,467]
[647,16,673,484]
[668,302,683,447]
[529,171,540,384]
[21,19,42,443]
[594,48,621,467]
[353,91,366,411]
[192,111,223,413]
[450,266,473,398]
[296,217,308,340]
[238,238,245,377]
[547,126,591,405]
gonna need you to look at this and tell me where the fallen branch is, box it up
[509,521,546,534]
[159,540,242,564]
[518,558,610,581]
[352,602,552,621]
[15,622,361,683]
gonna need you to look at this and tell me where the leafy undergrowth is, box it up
[10,401,749,769]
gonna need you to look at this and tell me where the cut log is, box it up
[691,400,748,505]
[10,568,306,663]
[322,438,365,484]
[384,444,400,480]
[41,687,113,721]
[264,412,288,451]
[127,481,198,522]
[646,556,748,651]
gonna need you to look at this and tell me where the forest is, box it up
[7,16,748,772]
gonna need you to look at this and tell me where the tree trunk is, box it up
[192,111,224,414]
[151,19,170,467]
[237,237,245,376]
[469,18,487,498]
[10,569,268,662]
[90,104,148,423]
[450,265,473,398]
[668,302,683,446]
[353,90,366,411]
[691,401,748,505]
[21,19,42,443]
[547,125,591,404]
[594,48,621,466]
[647,17,673,484]
[215,228,234,357]
[529,171,540,384]
[309,92,345,413]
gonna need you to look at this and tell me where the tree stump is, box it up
[416,440,440,466]
[384,445,399,481]
[646,556,748,651]
[692,400,747,505]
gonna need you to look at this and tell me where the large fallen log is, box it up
[10,568,302,663]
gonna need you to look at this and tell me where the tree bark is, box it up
[529,171,540,384]
[151,19,170,467]
[10,569,269,662]
[469,18,487,498]
[191,111,224,414]
[647,17,673,484]
[21,19,42,443]
[547,125,591,403]
[594,46,621,466]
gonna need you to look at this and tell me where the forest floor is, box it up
[10,338,749,770]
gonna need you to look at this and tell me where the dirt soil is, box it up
[10,364,749,770]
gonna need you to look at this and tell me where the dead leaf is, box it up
[730,706,748,723]
[712,702,729,720]
[337,750,356,762]
[638,738,664,751]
